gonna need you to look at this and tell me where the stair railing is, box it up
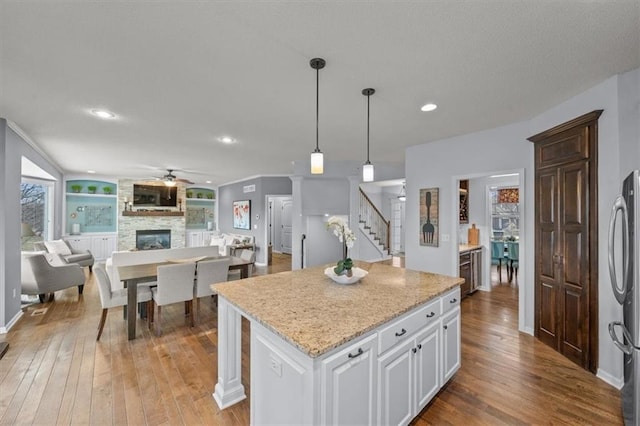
[359,189,390,254]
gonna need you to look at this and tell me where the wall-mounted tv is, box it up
[133,184,178,207]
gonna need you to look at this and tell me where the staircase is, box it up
[358,189,390,255]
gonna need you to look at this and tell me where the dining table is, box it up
[118,255,253,340]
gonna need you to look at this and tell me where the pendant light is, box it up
[362,88,375,182]
[398,182,406,201]
[310,58,326,174]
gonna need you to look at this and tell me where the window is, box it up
[21,179,54,250]
[490,187,519,240]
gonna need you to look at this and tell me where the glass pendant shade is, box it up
[363,162,374,182]
[311,150,324,174]
[164,180,177,187]
[398,183,406,201]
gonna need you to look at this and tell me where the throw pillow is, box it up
[210,237,225,247]
[223,235,236,247]
[242,237,252,244]
[44,239,72,255]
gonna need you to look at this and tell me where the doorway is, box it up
[454,170,525,331]
[266,195,292,255]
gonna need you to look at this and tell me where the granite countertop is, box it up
[213,262,463,358]
[459,244,483,253]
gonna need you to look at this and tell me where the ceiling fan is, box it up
[158,169,194,187]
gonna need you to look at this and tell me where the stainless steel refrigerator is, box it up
[609,169,640,426]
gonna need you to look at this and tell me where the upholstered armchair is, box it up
[21,252,86,302]
[34,240,95,272]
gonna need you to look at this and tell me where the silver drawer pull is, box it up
[348,348,364,359]
[450,298,458,304]
[426,312,435,318]
[395,328,407,337]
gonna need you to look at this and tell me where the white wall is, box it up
[291,160,404,270]
[405,69,639,387]
[1,119,64,332]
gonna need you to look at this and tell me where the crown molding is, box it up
[7,120,64,174]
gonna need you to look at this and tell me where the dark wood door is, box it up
[529,110,601,373]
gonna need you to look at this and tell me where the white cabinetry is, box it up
[186,230,215,247]
[378,337,415,425]
[65,234,116,260]
[321,334,377,425]
[441,287,461,383]
[91,235,117,260]
[378,300,442,425]
[221,284,462,425]
[65,236,92,252]
[441,308,461,383]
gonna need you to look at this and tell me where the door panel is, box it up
[538,282,557,345]
[562,286,584,364]
[558,161,590,364]
[280,199,292,254]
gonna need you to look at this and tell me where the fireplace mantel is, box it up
[122,211,184,217]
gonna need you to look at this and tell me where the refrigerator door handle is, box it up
[608,196,629,305]
[608,321,636,355]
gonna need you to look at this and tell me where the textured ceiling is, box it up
[1,1,639,185]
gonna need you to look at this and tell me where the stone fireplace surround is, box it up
[117,179,186,251]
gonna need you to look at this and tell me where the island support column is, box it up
[213,297,246,409]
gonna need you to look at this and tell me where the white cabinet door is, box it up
[186,231,203,247]
[65,236,91,252]
[322,334,377,426]
[441,307,461,383]
[414,322,440,412]
[90,235,116,260]
[377,338,414,426]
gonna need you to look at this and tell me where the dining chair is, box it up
[506,241,519,283]
[94,263,152,341]
[149,262,196,336]
[228,249,255,280]
[490,241,504,282]
[194,257,231,323]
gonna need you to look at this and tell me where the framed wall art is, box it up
[419,187,439,246]
[233,200,251,230]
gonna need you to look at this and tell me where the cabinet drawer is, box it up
[378,300,440,355]
[415,299,441,329]
[441,287,461,314]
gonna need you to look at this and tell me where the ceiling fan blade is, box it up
[176,178,194,184]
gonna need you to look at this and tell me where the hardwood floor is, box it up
[0,254,621,424]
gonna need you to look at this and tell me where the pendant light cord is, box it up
[366,93,370,162]
[316,66,320,152]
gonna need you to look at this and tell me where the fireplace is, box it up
[136,229,171,250]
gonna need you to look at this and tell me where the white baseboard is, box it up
[0,310,24,334]
[597,368,623,389]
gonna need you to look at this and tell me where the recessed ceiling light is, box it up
[420,103,437,112]
[218,136,235,144]
[87,170,96,174]
[206,180,212,184]
[90,109,116,119]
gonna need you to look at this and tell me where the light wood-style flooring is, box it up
[0,255,622,424]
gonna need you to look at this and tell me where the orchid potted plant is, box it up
[326,216,356,276]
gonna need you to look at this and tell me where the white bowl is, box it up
[324,266,368,285]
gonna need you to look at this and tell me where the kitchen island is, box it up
[212,261,463,425]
